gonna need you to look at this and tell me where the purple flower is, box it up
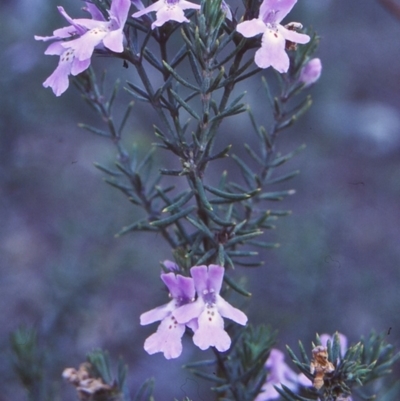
[236,0,310,72]
[35,0,130,96]
[60,0,131,61]
[174,265,247,352]
[255,349,300,401]
[40,43,91,97]
[140,272,196,359]
[162,260,180,272]
[299,58,322,87]
[132,0,200,29]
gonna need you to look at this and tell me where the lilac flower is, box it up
[60,0,131,61]
[174,265,247,352]
[35,0,130,96]
[40,42,91,97]
[236,0,310,72]
[299,58,322,87]
[140,272,196,359]
[132,0,200,29]
[255,349,300,401]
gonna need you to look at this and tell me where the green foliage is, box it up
[282,332,400,401]
[10,327,46,401]
[185,325,276,401]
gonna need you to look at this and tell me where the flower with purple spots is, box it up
[236,0,310,72]
[35,0,130,96]
[174,264,248,352]
[132,0,200,29]
[140,272,196,359]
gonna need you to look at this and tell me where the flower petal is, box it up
[140,300,175,325]
[35,25,77,42]
[190,265,208,294]
[132,0,162,18]
[143,316,186,359]
[71,57,91,76]
[84,2,105,21]
[103,28,124,53]
[161,273,195,301]
[216,295,247,325]
[255,29,288,72]
[236,19,266,38]
[109,0,131,26]
[179,0,201,11]
[259,0,297,24]
[43,53,73,96]
[152,5,188,28]
[63,27,108,60]
[174,298,204,324]
[57,6,91,35]
[278,25,309,44]
[44,42,66,56]
[207,264,224,294]
[192,307,231,351]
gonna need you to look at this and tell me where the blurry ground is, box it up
[1,0,400,400]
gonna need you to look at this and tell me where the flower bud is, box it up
[299,58,322,87]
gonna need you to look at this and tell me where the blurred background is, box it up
[1,0,400,400]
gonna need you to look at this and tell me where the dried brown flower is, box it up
[310,345,335,390]
[62,363,114,401]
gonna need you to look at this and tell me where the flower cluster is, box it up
[140,264,247,359]
[35,0,130,96]
[36,0,313,96]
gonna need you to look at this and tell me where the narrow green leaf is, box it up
[78,123,110,137]
[247,240,280,249]
[194,176,213,210]
[143,48,164,72]
[162,61,200,92]
[223,274,252,297]
[93,162,122,177]
[186,216,215,240]
[150,205,196,227]
[268,144,306,168]
[119,101,135,135]
[205,184,260,201]
[190,369,226,384]
[204,208,233,227]
[231,154,257,189]
[125,82,150,101]
[226,230,263,247]
[162,190,194,213]
[170,89,200,120]
[106,79,120,113]
[195,248,217,265]
[258,189,296,201]
[266,170,300,185]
